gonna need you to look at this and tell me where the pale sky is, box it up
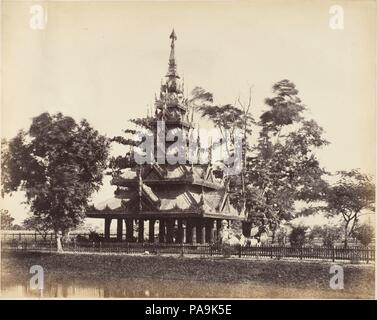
[1,0,376,225]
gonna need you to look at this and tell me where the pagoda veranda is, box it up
[87,30,245,244]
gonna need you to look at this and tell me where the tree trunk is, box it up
[344,221,349,249]
[271,229,276,244]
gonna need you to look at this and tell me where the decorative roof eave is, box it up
[202,212,246,221]
[192,178,223,190]
[151,119,193,129]
[112,178,223,191]
[86,210,245,221]
[86,210,199,219]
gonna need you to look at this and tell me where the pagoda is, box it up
[87,30,245,243]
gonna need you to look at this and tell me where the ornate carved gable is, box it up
[219,193,230,213]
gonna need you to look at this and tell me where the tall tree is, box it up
[198,80,329,238]
[242,80,329,238]
[1,112,110,237]
[198,97,255,177]
[326,169,375,248]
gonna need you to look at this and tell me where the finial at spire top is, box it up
[170,29,177,41]
[166,28,179,78]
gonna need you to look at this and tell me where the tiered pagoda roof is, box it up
[86,30,245,222]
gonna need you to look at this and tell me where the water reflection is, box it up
[1,278,364,299]
[2,278,239,298]
[2,283,105,298]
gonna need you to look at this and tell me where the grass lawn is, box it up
[1,251,374,299]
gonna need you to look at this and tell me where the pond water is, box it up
[1,278,362,299]
[1,277,250,298]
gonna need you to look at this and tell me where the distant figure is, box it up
[219,220,230,244]
[260,232,269,245]
[249,226,259,237]
[56,231,63,252]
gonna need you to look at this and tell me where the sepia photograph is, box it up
[0,0,376,302]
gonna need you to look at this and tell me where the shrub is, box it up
[289,226,307,247]
[276,227,288,245]
[310,225,342,248]
[353,224,374,246]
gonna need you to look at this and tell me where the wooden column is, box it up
[207,220,215,243]
[192,222,197,244]
[177,219,183,244]
[216,219,222,241]
[200,221,206,244]
[149,219,155,243]
[183,221,187,244]
[159,219,165,243]
[186,220,192,243]
[117,218,123,241]
[125,218,133,242]
[196,220,202,243]
[104,218,111,241]
[166,219,174,243]
[138,219,144,243]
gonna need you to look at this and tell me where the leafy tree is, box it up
[241,80,329,237]
[196,80,329,239]
[289,225,307,247]
[275,227,288,245]
[0,209,15,230]
[1,112,110,237]
[352,223,374,246]
[197,89,255,217]
[326,170,375,248]
[188,86,214,110]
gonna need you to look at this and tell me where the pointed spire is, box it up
[166,29,179,78]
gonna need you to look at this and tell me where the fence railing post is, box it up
[332,246,335,262]
[366,247,369,264]
[238,245,242,258]
[300,246,303,260]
